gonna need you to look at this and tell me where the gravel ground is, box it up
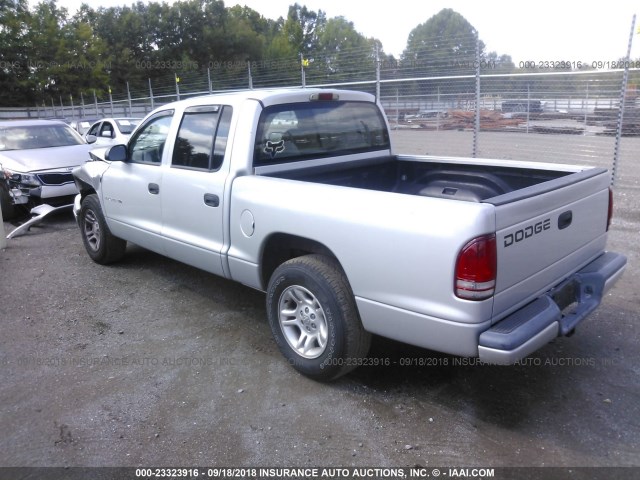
[0,130,638,476]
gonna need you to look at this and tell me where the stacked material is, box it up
[592,107,640,136]
[441,110,525,131]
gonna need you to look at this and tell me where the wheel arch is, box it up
[259,233,344,289]
[76,178,97,196]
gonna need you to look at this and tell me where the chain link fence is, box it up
[2,21,638,182]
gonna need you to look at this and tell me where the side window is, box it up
[171,105,233,171]
[128,111,174,165]
[87,123,100,136]
[212,106,232,170]
[100,122,114,138]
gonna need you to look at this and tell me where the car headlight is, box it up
[2,170,41,187]
[18,173,42,187]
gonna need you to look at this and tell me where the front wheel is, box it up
[266,254,371,381]
[79,194,126,264]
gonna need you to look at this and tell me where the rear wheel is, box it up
[267,254,371,381]
[79,194,126,264]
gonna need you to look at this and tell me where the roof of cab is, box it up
[156,87,375,111]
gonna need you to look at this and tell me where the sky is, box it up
[49,0,639,64]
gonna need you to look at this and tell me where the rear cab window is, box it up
[254,101,389,166]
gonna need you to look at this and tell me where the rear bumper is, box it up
[478,251,627,364]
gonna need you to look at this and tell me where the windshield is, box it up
[116,119,141,135]
[0,124,85,151]
[254,101,390,166]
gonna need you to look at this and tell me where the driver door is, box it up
[100,110,175,254]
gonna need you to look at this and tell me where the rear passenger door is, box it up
[160,105,233,276]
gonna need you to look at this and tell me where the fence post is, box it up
[472,34,480,158]
[300,53,306,87]
[93,90,98,117]
[612,13,637,187]
[80,92,86,118]
[375,44,381,101]
[395,89,399,129]
[247,61,253,90]
[437,86,441,131]
[583,83,589,135]
[126,82,132,116]
[108,86,114,116]
[149,78,155,111]
[526,84,531,134]
[207,68,212,94]
[175,73,181,101]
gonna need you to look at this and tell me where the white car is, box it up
[0,119,93,219]
[84,118,141,146]
[70,118,100,136]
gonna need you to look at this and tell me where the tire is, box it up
[0,182,17,221]
[79,194,126,264]
[266,254,371,381]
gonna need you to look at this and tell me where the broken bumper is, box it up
[72,193,82,225]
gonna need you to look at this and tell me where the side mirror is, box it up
[105,144,128,162]
[86,134,97,144]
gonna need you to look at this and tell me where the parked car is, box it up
[84,118,142,146]
[72,88,625,380]
[406,110,447,122]
[0,119,93,219]
[70,119,100,136]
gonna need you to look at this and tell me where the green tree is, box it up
[400,8,486,98]
[314,17,376,81]
[27,0,73,102]
[0,0,32,106]
[401,8,484,75]
[282,3,325,55]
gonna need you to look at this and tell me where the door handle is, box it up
[148,183,160,194]
[204,193,219,207]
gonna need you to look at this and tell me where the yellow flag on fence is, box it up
[176,76,181,83]
[301,58,310,68]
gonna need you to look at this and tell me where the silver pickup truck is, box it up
[72,88,626,380]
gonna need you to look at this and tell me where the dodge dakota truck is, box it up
[72,88,626,380]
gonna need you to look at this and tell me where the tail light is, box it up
[607,188,613,231]
[455,234,497,300]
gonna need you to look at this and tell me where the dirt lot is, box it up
[0,131,638,476]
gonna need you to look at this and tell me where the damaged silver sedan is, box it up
[0,119,93,220]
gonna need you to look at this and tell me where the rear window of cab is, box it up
[254,101,389,166]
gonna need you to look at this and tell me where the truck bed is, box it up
[266,155,579,203]
[259,153,613,326]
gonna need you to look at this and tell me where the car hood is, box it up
[0,144,93,173]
